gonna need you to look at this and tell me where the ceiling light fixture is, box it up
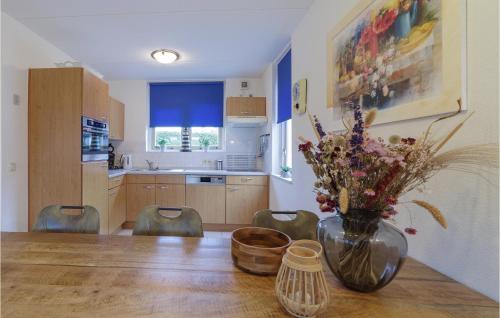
[151,49,180,64]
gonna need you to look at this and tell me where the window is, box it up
[149,81,224,151]
[274,48,292,177]
[279,120,292,170]
[151,127,223,151]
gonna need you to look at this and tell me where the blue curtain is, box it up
[277,49,292,124]
[150,82,224,127]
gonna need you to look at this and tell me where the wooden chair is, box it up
[32,205,100,234]
[132,206,204,237]
[251,210,319,240]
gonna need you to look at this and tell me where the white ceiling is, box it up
[2,0,313,80]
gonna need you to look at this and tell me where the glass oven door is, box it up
[82,117,109,162]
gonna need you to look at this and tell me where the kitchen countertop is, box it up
[108,168,268,178]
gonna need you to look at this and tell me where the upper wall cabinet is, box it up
[226,97,266,117]
[226,97,267,127]
[82,69,109,122]
[109,97,125,140]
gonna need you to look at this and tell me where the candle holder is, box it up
[275,240,329,318]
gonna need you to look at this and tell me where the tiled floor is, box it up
[116,228,232,238]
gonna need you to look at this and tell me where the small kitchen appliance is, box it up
[121,154,133,169]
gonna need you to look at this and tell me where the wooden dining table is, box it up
[1,232,498,317]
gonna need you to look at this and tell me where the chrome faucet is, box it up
[145,160,159,171]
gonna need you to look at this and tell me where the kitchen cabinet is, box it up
[226,97,266,117]
[226,184,268,225]
[82,161,109,234]
[123,173,267,226]
[108,184,126,234]
[127,174,156,184]
[226,175,268,186]
[186,185,225,223]
[108,175,125,189]
[156,184,186,208]
[109,97,124,140]
[156,175,186,208]
[28,68,83,228]
[83,69,109,122]
[126,183,156,222]
[28,67,111,229]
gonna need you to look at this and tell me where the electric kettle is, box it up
[121,154,133,170]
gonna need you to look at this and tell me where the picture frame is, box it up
[327,0,467,125]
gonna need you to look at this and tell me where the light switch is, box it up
[13,94,20,106]
[8,162,16,172]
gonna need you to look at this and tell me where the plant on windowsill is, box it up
[158,138,168,152]
[280,165,291,179]
[199,136,211,152]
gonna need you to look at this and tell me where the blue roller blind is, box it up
[277,49,292,124]
[150,82,224,127]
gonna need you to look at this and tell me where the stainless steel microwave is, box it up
[82,116,109,162]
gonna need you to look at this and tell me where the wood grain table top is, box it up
[1,232,498,318]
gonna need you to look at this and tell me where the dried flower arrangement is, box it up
[299,100,498,233]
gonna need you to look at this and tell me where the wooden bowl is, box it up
[231,227,292,275]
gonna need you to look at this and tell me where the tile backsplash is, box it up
[113,127,264,170]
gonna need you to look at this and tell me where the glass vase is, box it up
[317,209,407,292]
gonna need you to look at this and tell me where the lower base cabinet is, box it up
[226,185,268,224]
[123,174,268,226]
[126,183,156,222]
[186,184,225,223]
[156,184,185,208]
[82,162,109,234]
[108,184,126,233]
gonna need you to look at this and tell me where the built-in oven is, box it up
[82,116,109,162]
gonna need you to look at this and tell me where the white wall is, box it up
[268,0,499,300]
[108,78,266,170]
[1,13,74,232]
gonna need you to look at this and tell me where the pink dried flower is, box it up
[363,139,388,156]
[364,189,376,196]
[352,170,367,177]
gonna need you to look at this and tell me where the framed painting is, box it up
[327,0,466,124]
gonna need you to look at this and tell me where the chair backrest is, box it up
[132,206,204,237]
[32,205,100,234]
[252,210,319,240]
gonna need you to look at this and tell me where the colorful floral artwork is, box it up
[327,0,465,124]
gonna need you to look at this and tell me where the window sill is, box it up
[272,174,293,184]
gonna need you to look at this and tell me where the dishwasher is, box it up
[185,175,226,224]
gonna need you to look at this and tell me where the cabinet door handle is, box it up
[228,187,240,192]
[240,111,249,115]
[158,185,169,189]
[242,177,253,182]
[144,185,154,190]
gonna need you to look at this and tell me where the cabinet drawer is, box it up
[226,176,268,186]
[156,175,185,184]
[127,174,156,184]
[108,175,125,189]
